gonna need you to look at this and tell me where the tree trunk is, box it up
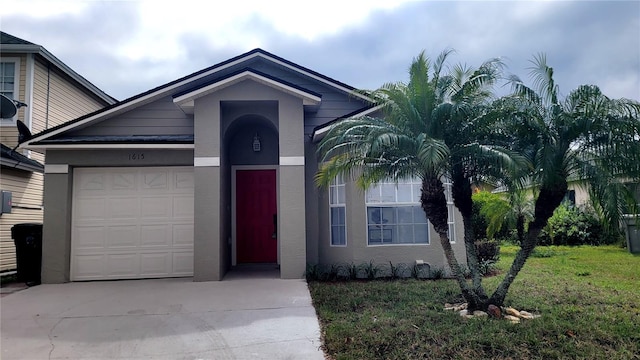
[451,167,487,300]
[489,183,567,306]
[516,214,525,244]
[421,176,486,310]
[461,214,487,299]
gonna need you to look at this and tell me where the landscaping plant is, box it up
[316,50,640,312]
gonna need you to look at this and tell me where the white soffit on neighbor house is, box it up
[173,70,322,114]
[21,49,370,150]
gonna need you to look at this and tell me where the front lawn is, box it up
[309,245,639,359]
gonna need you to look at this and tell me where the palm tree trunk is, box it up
[451,166,487,299]
[489,184,567,306]
[461,213,488,298]
[421,176,485,310]
[516,214,525,244]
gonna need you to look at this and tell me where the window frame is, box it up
[329,174,347,247]
[445,180,456,243]
[0,57,21,126]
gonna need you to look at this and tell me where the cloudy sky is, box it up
[3,0,639,101]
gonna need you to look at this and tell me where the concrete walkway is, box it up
[1,270,325,359]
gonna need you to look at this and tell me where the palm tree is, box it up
[316,50,520,310]
[473,189,534,243]
[488,54,640,305]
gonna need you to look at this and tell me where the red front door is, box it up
[236,169,277,263]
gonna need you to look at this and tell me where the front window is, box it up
[0,58,20,125]
[329,175,346,246]
[366,177,429,245]
[0,61,17,100]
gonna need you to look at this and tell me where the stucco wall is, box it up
[315,174,467,274]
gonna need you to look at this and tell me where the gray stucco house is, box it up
[21,49,466,283]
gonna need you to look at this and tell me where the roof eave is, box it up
[0,158,44,173]
[1,44,115,105]
[20,48,374,148]
[173,70,322,114]
[25,143,194,150]
[311,104,384,143]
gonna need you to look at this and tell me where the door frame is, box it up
[231,165,279,266]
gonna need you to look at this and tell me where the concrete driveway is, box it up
[1,269,325,359]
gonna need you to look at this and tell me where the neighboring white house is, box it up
[0,31,114,272]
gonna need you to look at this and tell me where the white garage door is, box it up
[71,167,194,281]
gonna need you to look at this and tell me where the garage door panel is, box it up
[106,225,139,248]
[175,172,194,191]
[173,196,194,219]
[107,198,139,219]
[173,252,194,275]
[141,225,171,247]
[76,173,107,194]
[74,227,105,250]
[112,172,137,191]
[75,198,106,220]
[173,224,194,246]
[74,255,107,279]
[140,197,172,218]
[72,167,194,281]
[140,253,171,276]
[106,254,139,277]
[142,171,169,190]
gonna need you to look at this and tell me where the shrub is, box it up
[538,203,619,246]
[471,200,488,240]
[475,239,500,263]
[429,266,445,279]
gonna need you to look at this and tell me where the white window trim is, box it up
[444,181,456,244]
[329,175,347,247]
[0,57,21,127]
[365,177,430,246]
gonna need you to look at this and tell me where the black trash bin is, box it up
[11,223,43,286]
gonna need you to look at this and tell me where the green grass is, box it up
[309,245,640,359]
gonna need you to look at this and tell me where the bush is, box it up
[474,240,500,275]
[475,239,500,263]
[538,203,619,246]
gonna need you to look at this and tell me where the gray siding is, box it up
[249,61,369,134]
[65,59,367,139]
[70,96,194,136]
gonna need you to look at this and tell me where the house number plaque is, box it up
[128,153,145,160]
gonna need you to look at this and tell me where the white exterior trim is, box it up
[194,157,220,167]
[311,104,384,142]
[258,53,371,102]
[25,54,34,130]
[0,44,113,104]
[173,70,321,109]
[26,144,194,150]
[45,164,69,174]
[279,156,305,166]
[0,56,21,126]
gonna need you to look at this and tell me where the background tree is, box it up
[472,190,534,243]
[488,54,640,305]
